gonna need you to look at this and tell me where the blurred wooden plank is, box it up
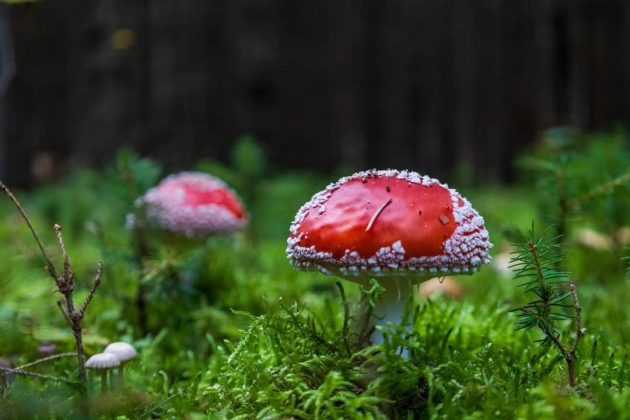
[407,0,448,177]
[533,0,558,127]
[329,0,366,170]
[2,0,630,186]
[567,0,590,126]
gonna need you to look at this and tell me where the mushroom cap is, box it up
[103,342,138,363]
[287,169,492,281]
[137,172,248,237]
[85,353,120,370]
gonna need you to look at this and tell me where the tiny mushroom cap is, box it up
[85,353,120,370]
[137,172,248,237]
[104,342,138,363]
[287,169,492,280]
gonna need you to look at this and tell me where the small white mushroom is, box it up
[104,342,137,389]
[85,353,120,394]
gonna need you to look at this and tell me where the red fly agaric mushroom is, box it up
[287,169,492,346]
[136,172,248,237]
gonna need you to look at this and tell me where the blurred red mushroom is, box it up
[136,172,248,237]
[287,169,492,346]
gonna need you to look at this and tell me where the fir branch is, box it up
[509,224,585,387]
[569,171,630,210]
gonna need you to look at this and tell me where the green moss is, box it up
[0,134,628,417]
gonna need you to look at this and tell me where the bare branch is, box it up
[54,224,74,292]
[0,366,80,388]
[569,282,585,354]
[0,181,57,279]
[16,353,77,370]
[79,261,104,317]
[0,182,94,394]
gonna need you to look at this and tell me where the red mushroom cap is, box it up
[286,169,491,279]
[138,172,248,237]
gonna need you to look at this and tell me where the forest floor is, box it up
[0,136,628,418]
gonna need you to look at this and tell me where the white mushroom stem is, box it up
[85,353,119,395]
[103,342,137,390]
[371,278,417,357]
[100,370,108,394]
[116,363,125,389]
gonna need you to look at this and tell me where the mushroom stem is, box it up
[371,278,417,357]
[100,370,108,394]
[117,364,125,390]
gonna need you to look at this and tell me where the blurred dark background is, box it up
[1,0,629,187]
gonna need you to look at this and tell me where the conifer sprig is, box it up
[508,224,585,387]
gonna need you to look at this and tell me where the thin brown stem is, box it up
[570,172,630,210]
[16,353,77,370]
[528,242,546,288]
[54,224,73,284]
[52,224,88,393]
[569,283,585,353]
[528,241,552,321]
[0,181,57,279]
[80,262,104,316]
[565,282,585,388]
[54,224,75,293]
[0,366,81,388]
[64,293,87,392]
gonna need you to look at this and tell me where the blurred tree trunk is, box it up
[624,0,630,124]
[0,3,14,182]
[451,0,476,179]
[533,0,557,128]
[409,0,447,178]
[566,0,589,127]
[329,0,365,171]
